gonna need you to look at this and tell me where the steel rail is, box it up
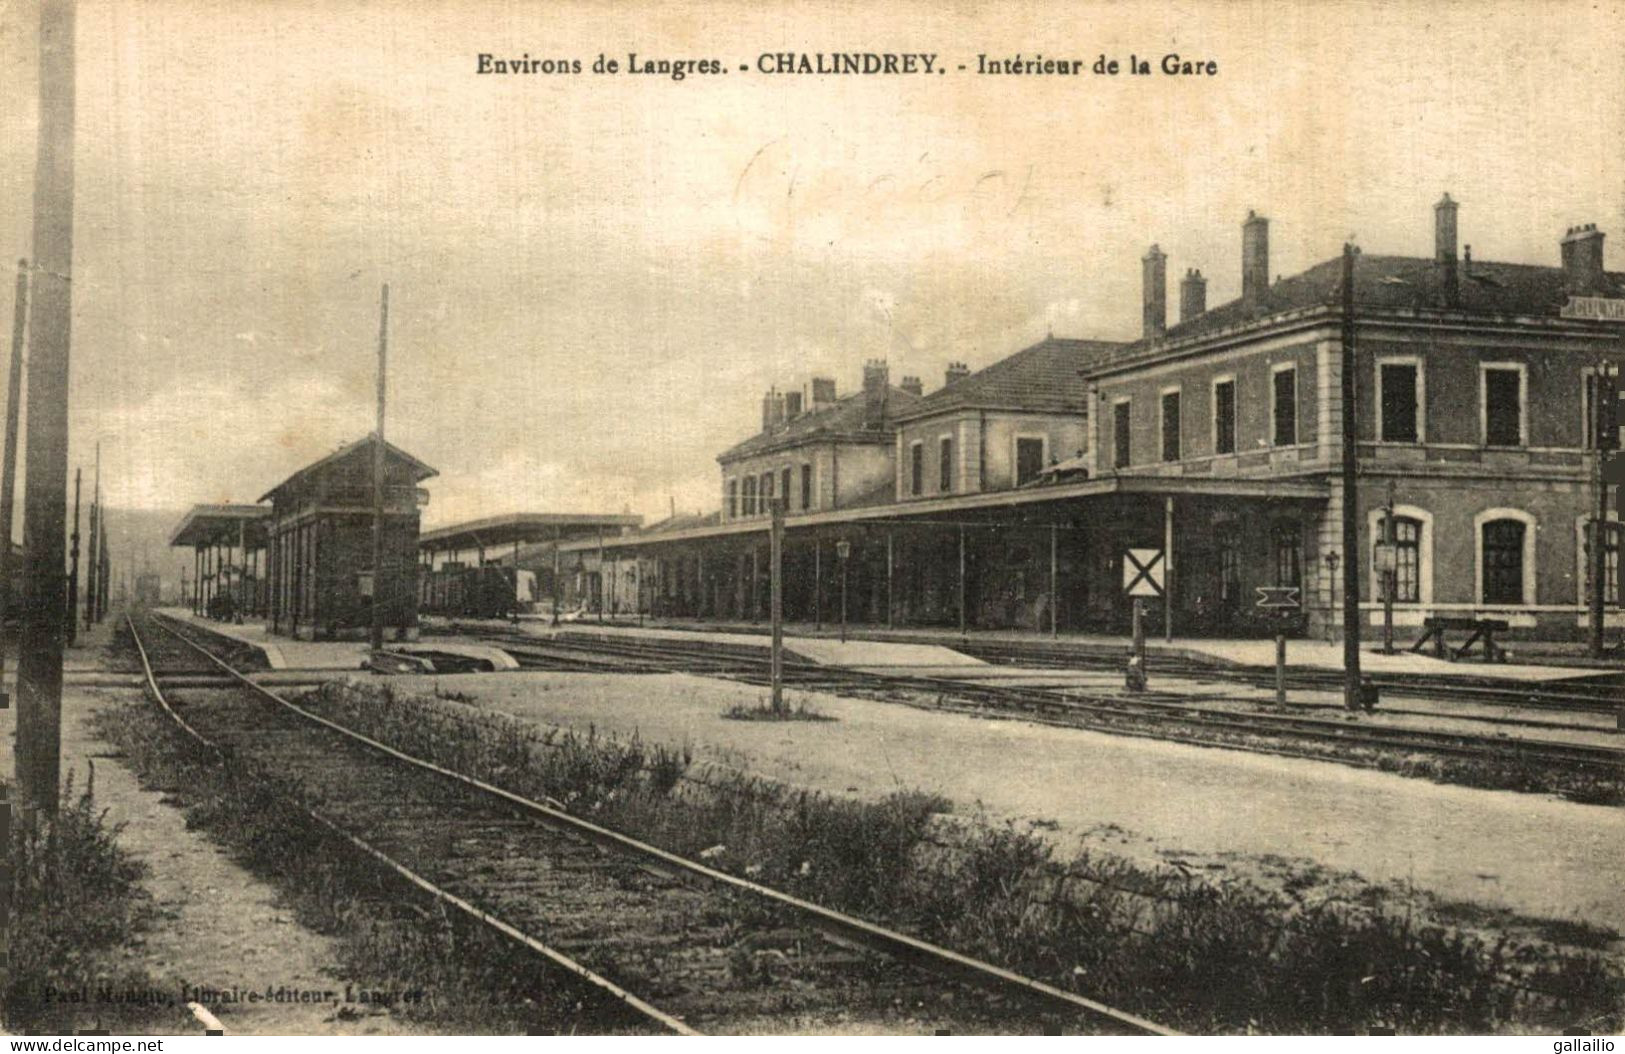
[520,632,1625,772]
[146,613,1177,1037]
[127,615,702,1037]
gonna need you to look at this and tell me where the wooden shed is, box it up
[261,435,437,640]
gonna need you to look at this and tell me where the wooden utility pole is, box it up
[1589,361,1616,659]
[66,467,78,645]
[1339,243,1364,711]
[769,498,784,714]
[85,441,97,625]
[1382,478,1396,655]
[0,261,29,707]
[370,283,389,653]
[17,0,78,819]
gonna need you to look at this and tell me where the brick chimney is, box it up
[1561,223,1607,295]
[862,359,889,428]
[784,390,803,419]
[900,375,923,397]
[1179,268,1207,322]
[1242,211,1269,308]
[809,376,837,409]
[1142,244,1167,339]
[1435,193,1459,307]
[945,361,970,386]
[760,389,775,432]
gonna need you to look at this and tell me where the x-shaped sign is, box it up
[1123,548,1165,597]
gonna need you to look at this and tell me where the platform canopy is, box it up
[168,504,271,549]
[419,512,643,554]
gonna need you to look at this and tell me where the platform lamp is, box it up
[1322,549,1340,645]
[835,539,851,643]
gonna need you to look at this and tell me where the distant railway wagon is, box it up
[134,572,162,608]
[420,563,536,619]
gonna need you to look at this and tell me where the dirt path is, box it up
[48,626,435,1035]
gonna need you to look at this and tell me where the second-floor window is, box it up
[780,467,792,509]
[939,437,954,492]
[1113,400,1131,469]
[800,463,812,510]
[1213,378,1236,455]
[727,479,738,519]
[1482,365,1524,447]
[1272,366,1297,446]
[1160,390,1181,462]
[760,471,774,510]
[1379,361,1420,443]
[910,442,924,496]
[742,476,757,516]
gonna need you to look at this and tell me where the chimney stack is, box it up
[900,375,923,397]
[1561,224,1607,295]
[1435,193,1459,307]
[862,359,889,428]
[1179,268,1207,322]
[1142,244,1167,339]
[784,390,803,418]
[1242,210,1270,308]
[761,388,775,432]
[809,376,837,408]
[945,361,970,386]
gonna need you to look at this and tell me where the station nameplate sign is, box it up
[1560,296,1625,322]
[1255,586,1301,610]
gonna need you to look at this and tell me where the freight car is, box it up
[419,563,537,619]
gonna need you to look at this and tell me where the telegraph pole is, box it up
[369,284,388,653]
[0,261,29,707]
[769,497,784,714]
[1382,478,1395,655]
[66,468,78,646]
[1590,360,1616,658]
[84,441,97,625]
[1339,243,1363,711]
[16,0,78,819]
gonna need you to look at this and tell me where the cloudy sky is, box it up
[0,0,1621,533]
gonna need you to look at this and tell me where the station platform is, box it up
[158,609,517,672]
[483,614,1614,685]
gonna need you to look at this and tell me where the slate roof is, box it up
[1141,254,1625,353]
[892,337,1127,422]
[718,385,922,462]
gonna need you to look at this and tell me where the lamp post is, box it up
[1323,549,1340,648]
[835,538,850,644]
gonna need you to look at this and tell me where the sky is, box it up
[0,0,1622,542]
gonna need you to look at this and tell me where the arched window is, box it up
[1272,522,1302,588]
[1480,519,1526,604]
[1374,515,1423,603]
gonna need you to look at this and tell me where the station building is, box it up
[559,195,1625,642]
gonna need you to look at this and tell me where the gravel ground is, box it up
[394,669,1625,935]
[15,625,437,1036]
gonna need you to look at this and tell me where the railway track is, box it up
[130,613,1173,1036]
[476,630,1625,776]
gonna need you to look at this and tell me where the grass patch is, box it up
[3,772,170,1034]
[292,680,1625,1034]
[721,695,835,722]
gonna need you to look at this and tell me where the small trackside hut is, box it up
[262,435,437,640]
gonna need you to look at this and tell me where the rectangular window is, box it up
[780,467,792,509]
[910,442,924,496]
[1483,367,1523,447]
[800,463,812,510]
[1160,390,1181,462]
[1584,369,1620,451]
[760,472,774,513]
[1213,378,1236,455]
[1272,367,1297,446]
[939,437,954,492]
[1016,437,1045,486]
[1273,524,1302,587]
[742,476,756,516]
[727,479,737,519]
[1113,400,1131,469]
[1379,362,1420,443]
